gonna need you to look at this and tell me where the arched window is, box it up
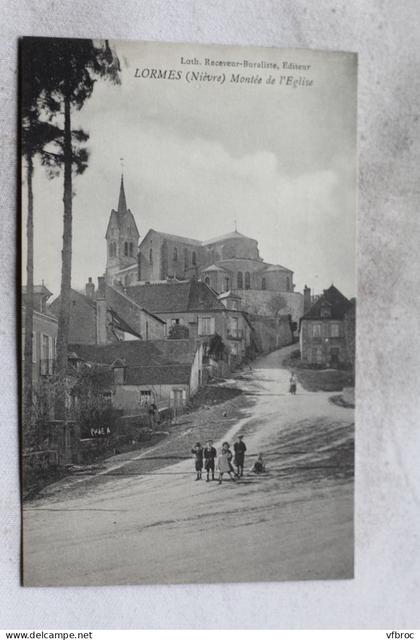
[149,248,153,263]
[245,272,251,289]
[173,247,178,262]
[124,242,128,257]
[205,277,210,285]
[237,272,243,289]
[261,277,266,290]
[192,251,197,266]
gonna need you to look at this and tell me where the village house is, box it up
[299,284,355,367]
[122,279,252,364]
[69,339,205,415]
[22,284,58,383]
[49,276,166,345]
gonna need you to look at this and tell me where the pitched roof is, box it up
[69,339,198,386]
[125,280,225,314]
[49,286,161,341]
[105,284,165,324]
[69,338,198,366]
[201,263,229,273]
[202,230,252,245]
[302,285,352,320]
[140,229,202,248]
[22,284,53,297]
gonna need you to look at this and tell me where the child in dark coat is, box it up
[191,442,203,480]
[203,440,217,482]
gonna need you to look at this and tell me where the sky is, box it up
[22,40,357,299]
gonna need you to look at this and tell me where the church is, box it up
[105,176,304,322]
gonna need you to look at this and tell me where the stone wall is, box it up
[232,290,304,323]
[250,315,293,353]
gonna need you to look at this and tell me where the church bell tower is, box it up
[105,175,140,284]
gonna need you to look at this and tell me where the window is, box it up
[330,323,340,338]
[114,367,124,385]
[184,248,189,269]
[109,242,116,257]
[192,251,197,266]
[171,318,180,326]
[149,248,153,263]
[124,274,130,286]
[286,276,290,291]
[245,272,251,290]
[140,390,151,405]
[237,272,243,289]
[225,277,230,291]
[261,277,266,290]
[229,317,239,338]
[312,346,323,364]
[312,323,322,338]
[129,242,134,257]
[173,247,178,261]
[124,242,128,257]
[145,321,149,340]
[198,316,215,336]
[205,277,210,285]
[320,304,331,318]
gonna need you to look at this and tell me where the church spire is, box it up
[117,174,127,213]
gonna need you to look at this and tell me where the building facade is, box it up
[299,285,355,366]
[69,339,205,414]
[22,285,58,385]
[49,276,166,345]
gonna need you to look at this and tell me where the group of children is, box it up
[191,435,266,484]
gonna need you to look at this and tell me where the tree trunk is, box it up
[55,93,73,420]
[23,152,34,445]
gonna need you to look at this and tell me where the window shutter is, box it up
[32,332,37,363]
[48,336,54,374]
[210,317,215,334]
[198,317,203,335]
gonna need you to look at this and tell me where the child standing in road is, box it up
[217,442,236,485]
[233,434,247,477]
[203,440,217,482]
[191,442,203,481]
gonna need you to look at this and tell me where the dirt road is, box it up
[23,345,354,586]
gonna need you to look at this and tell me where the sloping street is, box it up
[23,345,354,586]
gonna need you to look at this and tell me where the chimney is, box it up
[96,276,107,344]
[303,285,312,312]
[85,276,95,299]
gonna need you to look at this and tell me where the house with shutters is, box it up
[69,339,205,414]
[123,279,251,363]
[22,284,58,384]
[299,285,355,366]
